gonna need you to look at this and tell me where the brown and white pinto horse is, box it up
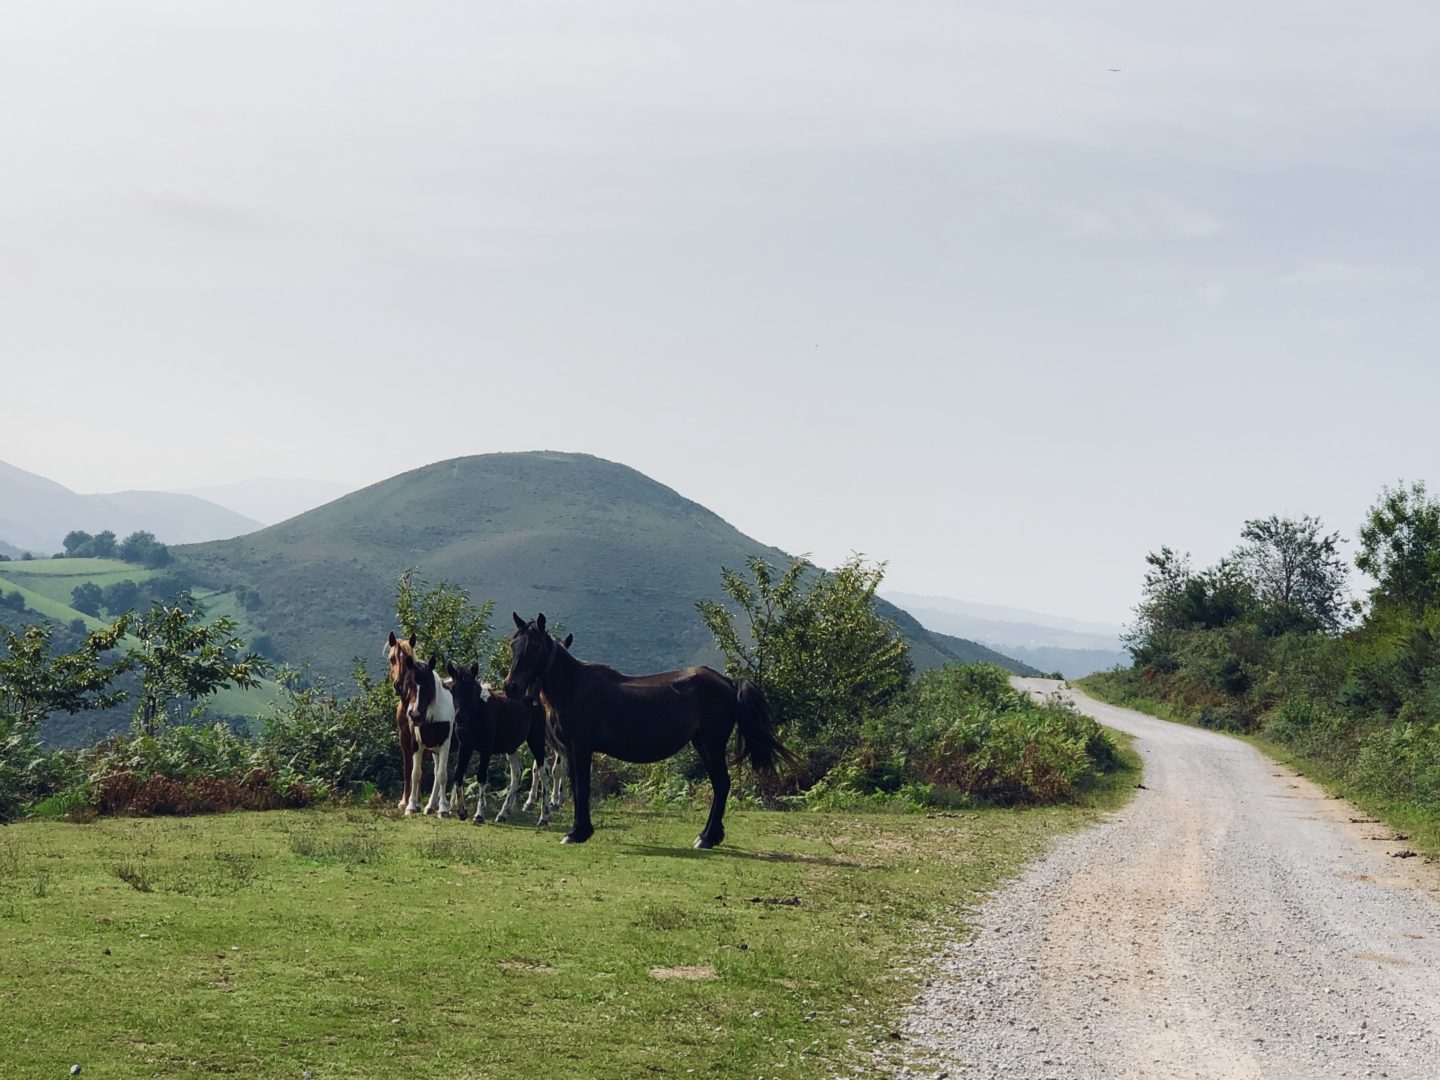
[385,631,420,810]
[504,613,794,848]
[385,631,456,816]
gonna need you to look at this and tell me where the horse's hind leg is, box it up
[495,753,523,823]
[692,734,731,850]
[562,747,595,844]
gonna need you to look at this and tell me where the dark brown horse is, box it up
[503,612,793,848]
[446,662,553,825]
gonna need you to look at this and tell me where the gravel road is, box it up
[889,679,1440,1079]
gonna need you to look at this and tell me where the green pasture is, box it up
[0,755,1136,1079]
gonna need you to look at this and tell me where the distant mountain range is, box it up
[884,592,1130,678]
[173,478,360,526]
[0,458,263,554]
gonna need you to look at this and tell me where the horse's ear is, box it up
[512,611,526,631]
[446,662,459,680]
[536,612,547,632]
[407,632,417,649]
[563,633,573,649]
[387,630,397,648]
[470,662,480,677]
[426,654,438,671]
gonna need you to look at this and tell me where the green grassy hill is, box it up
[175,452,1037,688]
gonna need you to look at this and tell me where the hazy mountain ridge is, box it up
[885,591,1129,678]
[0,458,263,553]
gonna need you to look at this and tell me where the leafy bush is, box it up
[833,664,1120,807]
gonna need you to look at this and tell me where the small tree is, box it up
[92,530,118,559]
[62,530,94,557]
[71,582,103,616]
[1357,482,1440,616]
[698,554,911,777]
[129,594,268,736]
[119,531,171,568]
[394,568,496,668]
[0,616,133,731]
[101,579,141,615]
[1236,515,1349,634]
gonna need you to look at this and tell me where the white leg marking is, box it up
[407,735,424,814]
[434,734,452,818]
[496,753,522,822]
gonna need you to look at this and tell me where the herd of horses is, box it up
[384,613,795,849]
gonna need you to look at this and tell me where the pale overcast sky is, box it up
[4,1,1439,624]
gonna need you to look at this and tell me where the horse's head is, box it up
[385,631,417,696]
[506,612,571,699]
[520,632,572,705]
[445,660,489,719]
[402,653,440,724]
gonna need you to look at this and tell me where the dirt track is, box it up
[890,680,1440,1079]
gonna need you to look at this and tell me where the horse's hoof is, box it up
[521,800,536,813]
[404,806,418,816]
[496,816,509,825]
[694,837,716,850]
[438,811,452,819]
[396,800,408,812]
[471,816,485,825]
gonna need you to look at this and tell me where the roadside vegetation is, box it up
[1084,482,1440,854]
[2,555,1123,823]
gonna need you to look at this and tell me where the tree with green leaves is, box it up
[118,530,171,568]
[71,582,103,616]
[101,579,141,615]
[1236,514,1349,634]
[128,594,268,736]
[697,554,911,776]
[1357,482,1440,616]
[0,616,133,731]
[394,568,497,669]
[1,615,133,822]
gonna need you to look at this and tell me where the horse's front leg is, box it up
[495,753,523,823]
[547,751,566,812]
[450,739,472,820]
[406,734,424,815]
[534,752,551,827]
[471,752,491,824]
[522,754,543,814]
[397,707,413,812]
[562,747,594,844]
[433,736,453,818]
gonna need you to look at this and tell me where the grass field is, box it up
[0,758,1136,1079]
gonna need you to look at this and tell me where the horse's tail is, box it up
[732,679,796,774]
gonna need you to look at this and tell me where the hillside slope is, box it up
[176,452,1035,684]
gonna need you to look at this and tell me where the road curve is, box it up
[891,679,1440,1079]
